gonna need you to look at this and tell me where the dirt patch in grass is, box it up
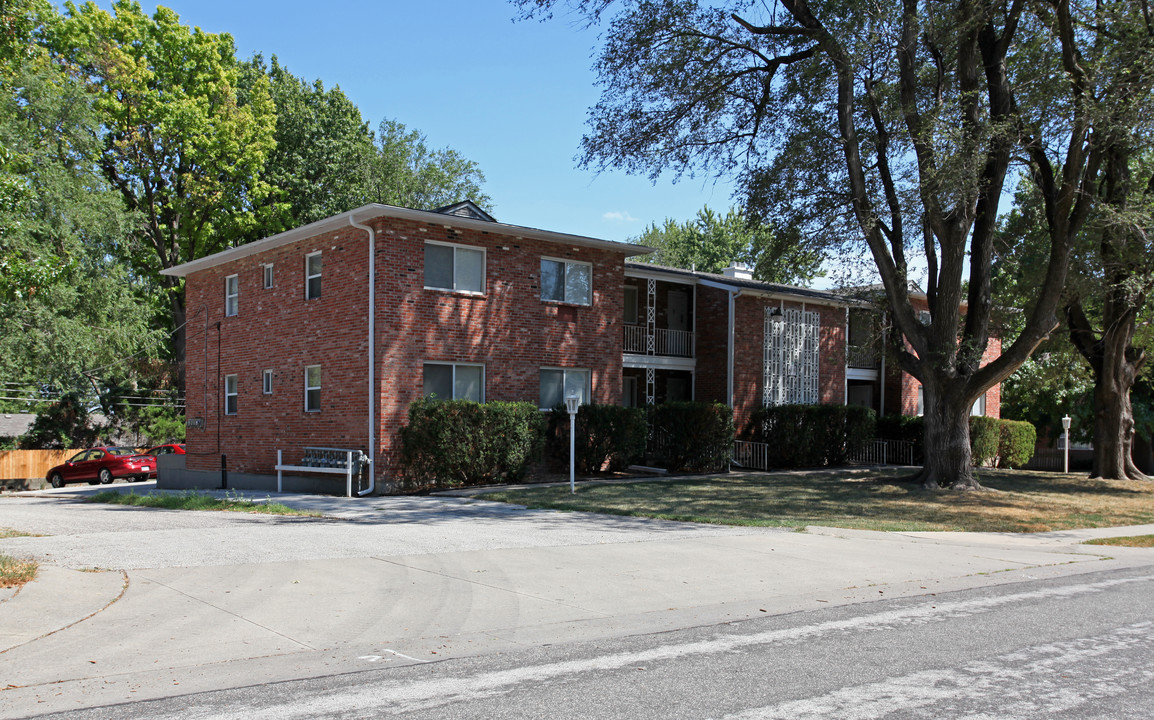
[86,490,321,516]
[0,527,41,539]
[0,553,38,588]
[1083,535,1154,548]
[481,468,1154,533]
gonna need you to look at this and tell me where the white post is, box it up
[1062,415,1072,474]
[566,394,580,494]
[277,449,283,493]
[346,450,353,498]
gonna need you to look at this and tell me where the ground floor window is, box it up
[540,368,589,410]
[423,362,484,402]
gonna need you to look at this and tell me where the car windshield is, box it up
[107,447,138,456]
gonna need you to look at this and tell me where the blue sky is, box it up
[138,0,737,244]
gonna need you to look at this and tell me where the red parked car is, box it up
[46,447,155,488]
[142,443,185,478]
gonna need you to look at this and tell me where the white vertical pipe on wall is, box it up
[349,215,376,496]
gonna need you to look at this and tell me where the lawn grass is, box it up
[0,553,38,588]
[86,490,321,516]
[481,468,1154,533]
[1083,535,1154,548]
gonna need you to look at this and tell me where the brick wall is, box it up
[184,216,626,482]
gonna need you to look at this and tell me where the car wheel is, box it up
[98,468,114,485]
[50,473,64,489]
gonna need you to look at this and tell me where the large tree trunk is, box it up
[1082,310,1148,480]
[916,380,981,491]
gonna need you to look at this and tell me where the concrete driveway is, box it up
[2,484,1153,718]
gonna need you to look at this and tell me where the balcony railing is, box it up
[847,344,881,369]
[624,325,694,358]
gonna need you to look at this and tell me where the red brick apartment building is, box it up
[160,202,1000,494]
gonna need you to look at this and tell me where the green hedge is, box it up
[969,416,1002,467]
[878,414,1035,468]
[997,419,1037,469]
[746,404,876,468]
[648,402,734,473]
[398,399,545,489]
[546,404,647,474]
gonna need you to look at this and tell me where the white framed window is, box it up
[304,365,321,412]
[305,252,322,300]
[539,368,590,410]
[540,258,592,305]
[424,241,484,293]
[971,394,986,417]
[224,374,238,415]
[262,369,273,395]
[917,386,924,416]
[263,263,274,289]
[624,285,638,324]
[423,362,484,402]
[224,275,238,317]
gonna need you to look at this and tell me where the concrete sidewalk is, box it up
[2,487,1154,718]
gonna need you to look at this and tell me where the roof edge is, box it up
[162,204,654,278]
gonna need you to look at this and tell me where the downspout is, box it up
[349,214,376,496]
[727,289,741,408]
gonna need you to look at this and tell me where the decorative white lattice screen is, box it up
[763,307,820,405]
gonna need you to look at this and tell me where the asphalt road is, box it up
[3,487,1154,719]
[28,566,1154,720]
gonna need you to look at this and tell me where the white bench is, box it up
[274,447,368,497]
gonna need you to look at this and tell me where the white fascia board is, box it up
[622,354,696,371]
[624,266,697,284]
[162,203,655,278]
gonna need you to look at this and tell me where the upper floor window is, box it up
[224,275,238,317]
[305,252,322,300]
[262,369,273,395]
[263,263,274,289]
[224,374,238,415]
[424,241,484,293]
[624,285,639,324]
[541,258,591,305]
[423,362,484,402]
[539,368,590,410]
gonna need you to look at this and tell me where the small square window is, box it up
[305,253,322,300]
[541,259,591,305]
[225,275,238,317]
[262,369,273,395]
[263,264,274,289]
[224,374,238,415]
[304,365,321,412]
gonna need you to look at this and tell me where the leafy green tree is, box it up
[0,0,160,411]
[633,206,823,285]
[515,0,1154,490]
[239,54,376,232]
[367,119,490,210]
[50,0,278,377]
[239,57,491,235]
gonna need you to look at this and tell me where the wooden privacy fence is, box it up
[0,450,76,480]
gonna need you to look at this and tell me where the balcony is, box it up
[624,325,694,358]
[847,344,881,369]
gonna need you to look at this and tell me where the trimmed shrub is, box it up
[746,404,876,468]
[997,419,1037,469]
[546,404,647,474]
[648,402,734,473]
[969,416,1002,467]
[398,399,544,489]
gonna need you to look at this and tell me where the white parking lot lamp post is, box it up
[1062,415,1072,474]
[566,394,580,494]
